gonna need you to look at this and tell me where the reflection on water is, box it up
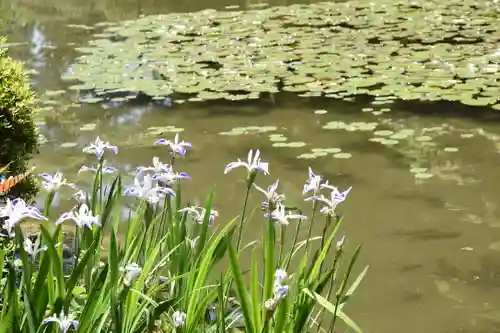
[3,0,500,332]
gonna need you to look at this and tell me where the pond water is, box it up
[2,0,500,332]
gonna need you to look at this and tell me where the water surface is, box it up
[2,0,500,332]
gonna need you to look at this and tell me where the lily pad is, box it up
[272,142,291,148]
[374,130,394,137]
[60,142,78,148]
[333,152,352,159]
[416,136,433,142]
[287,142,307,148]
[414,173,434,180]
[297,153,318,159]
[380,139,399,146]
[44,90,66,97]
[62,0,500,109]
[269,135,287,142]
[79,123,97,131]
[314,109,328,115]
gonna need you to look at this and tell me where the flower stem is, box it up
[304,201,318,254]
[98,159,104,213]
[235,185,251,252]
[318,244,342,329]
[285,220,300,271]
[320,215,332,252]
[278,225,286,265]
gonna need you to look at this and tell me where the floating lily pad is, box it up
[311,148,342,154]
[42,100,59,106]
[60,142,78,148]
[80,97,103,104]
[62,0,500,109]
[44,90,66,97]
[380,139,399,146]
[297,153,318,159]
[269,134,287,142]
[443,147,459,152]
[111,97,127,102]
[147,126,185,135]
[219,126,277,136]
[80,123,97,131]
[410,167,428,174]
[416,136,433,142]
[374,130,394,137]
[414,173,434,180]
[333,152,352,159]
[272,142,291,148]
[287,142,307,148]
[314,109,328,115]
[390,132,411,140]
[322,121,346,130]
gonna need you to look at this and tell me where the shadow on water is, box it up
[397,99,500,122]
[62,85,500,121]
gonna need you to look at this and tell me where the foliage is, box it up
[0,37,39,201]
[0,136,367,333]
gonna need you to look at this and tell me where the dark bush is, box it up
[0,37,39,201]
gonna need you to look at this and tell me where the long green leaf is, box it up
[64,235,101,313]
[302,288,363,333]
[228,242,255,333]
[78,263,109,332]
[40,225,66,300]
[250,249,261,331]
[185,217,237,332]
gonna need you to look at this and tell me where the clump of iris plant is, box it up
[0,134,367,333]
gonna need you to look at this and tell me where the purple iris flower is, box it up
[155,134,192,157]
[82,137,118,160]
[0,198,46,237]
[224,149,269,175]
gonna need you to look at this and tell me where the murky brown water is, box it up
[3,0,500,332]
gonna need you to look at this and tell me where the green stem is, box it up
[330,291,343,332]
[98,159,103,214]
[319,246,342,330]
[304,201,318,254]
[319,215,333,274]
[235,185,251,252]
[43,191,55,218]
[278,225,286,265]
[285,218,301,271]
[320,215,332,253]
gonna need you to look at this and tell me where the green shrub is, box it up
[0,37,39,200]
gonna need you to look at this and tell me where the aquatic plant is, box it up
[64,0,500,109]
[0,37,39,200]
[0,135,367,333]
